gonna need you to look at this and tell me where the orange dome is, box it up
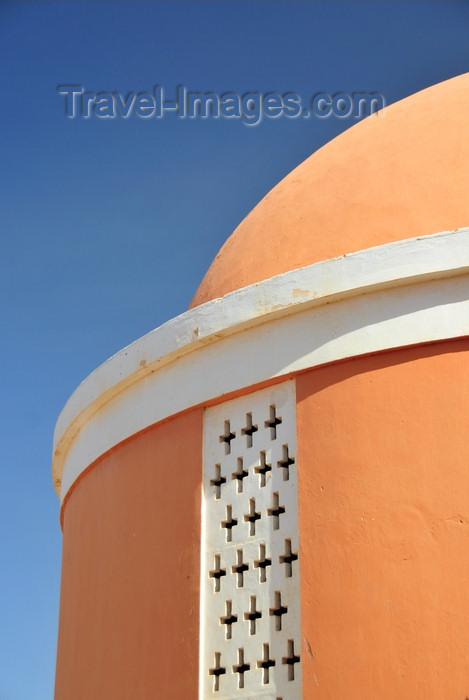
[191,72,469,308]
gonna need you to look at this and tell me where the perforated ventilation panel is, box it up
[201,381,302,699]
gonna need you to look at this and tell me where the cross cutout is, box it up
[270,590,288,631]
[254,450,272,488]
[257,643,275,684]
[265,404,282,439]
[241,412,258,447]
[282,639,300,681]
[253,543,272,583]
[267,492,286,530]
[244,497,261,536]
[209,554,226,593]
[232,648,250,689]
[279,538,298,578]
[232,549,249,587]
[221,504,238,542]
[210,463,226,499]
[219,419,235,454]
[277,444,295,481]
[220,600,238,640]
[232,457,248,493]
[244,594,262,635]
[208,651,226,692]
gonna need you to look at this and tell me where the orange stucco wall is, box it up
[54,408,203,700]
[296,339,469,698]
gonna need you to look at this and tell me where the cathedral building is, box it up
[53,73,469,699]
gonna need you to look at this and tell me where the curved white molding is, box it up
[53,228,469,502]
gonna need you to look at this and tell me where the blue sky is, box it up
[1,2,469,698]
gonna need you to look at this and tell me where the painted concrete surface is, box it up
[201,382,302,698]
[53,229,469,503]
[297,339,469,699]
[54,409,203,700]
[191,72,469,306]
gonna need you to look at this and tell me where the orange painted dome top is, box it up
[190,72,469,308]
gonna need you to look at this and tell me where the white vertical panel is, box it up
[201,381,302,699]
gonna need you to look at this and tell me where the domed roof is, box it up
[190,73,469,308]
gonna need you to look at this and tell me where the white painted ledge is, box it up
[53,228,469,502]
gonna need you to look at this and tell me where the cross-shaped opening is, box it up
[232,457,248,494]
[232,548,249,588]
[254,450,272,488]
[269,590,288,631]
[210,463,226,499]
[220,600,238,640]
[232,648,250,689]
[219,419,235,455]
[277,444,295,481]
[241,412,258,447]
[244,594,262,635]
[244,497,261,536]
[257,642,275,684]
[267,492,286,530]
[209,554,226,593]
[253,543,272,583]
[265,404,282,439]
[221,504,238,542]
[282,639,300,681]
[279,538,298,578]
[209,651,226,692]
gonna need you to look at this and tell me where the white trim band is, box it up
[53,228,469,501]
